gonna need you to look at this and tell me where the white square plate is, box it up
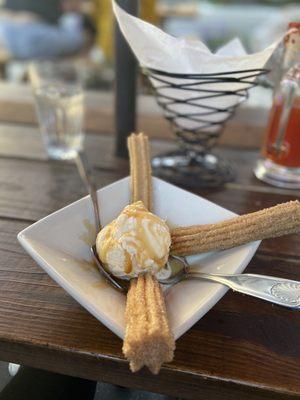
[18,177,260,340]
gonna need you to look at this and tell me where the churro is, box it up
[123,273,174,374]
[123,133,175,374]
[127,132,152,210]
[171,200,300,256]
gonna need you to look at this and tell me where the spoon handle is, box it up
[187,272,300,309]
[75,151,102,232]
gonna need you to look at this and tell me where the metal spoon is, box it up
[162,255,300,309]
[92,240,300,309]
[75,151,128,292]
[75,152,300,308]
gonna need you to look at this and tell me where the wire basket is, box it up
[142,67,268,187]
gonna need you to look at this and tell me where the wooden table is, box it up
[0,118,299,399]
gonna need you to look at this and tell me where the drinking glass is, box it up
[29,61,84,160]
[254,64,300,188]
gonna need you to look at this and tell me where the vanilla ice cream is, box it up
[96,201,171,278]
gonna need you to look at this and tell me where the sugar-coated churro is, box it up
[123,133,175,374]
[127,132,152,210]
[123,273,175,374]
[171,200,300,256]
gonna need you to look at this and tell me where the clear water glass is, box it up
[30,62,84,160]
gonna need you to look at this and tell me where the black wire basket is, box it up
[142,67,268,187]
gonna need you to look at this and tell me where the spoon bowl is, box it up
[91,245,129,292]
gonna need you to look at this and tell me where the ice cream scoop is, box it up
[96,201,171,278]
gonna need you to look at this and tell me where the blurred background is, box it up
[0,0,298,88]
[0,0,297,163]
[0,0,300,397]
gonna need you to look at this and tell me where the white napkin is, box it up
[113,1,279,132]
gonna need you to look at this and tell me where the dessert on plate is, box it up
[96,201,171,279]
[97,133,175,374]
[96,132,300,374]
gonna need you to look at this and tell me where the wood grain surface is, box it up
[0,121,299,399]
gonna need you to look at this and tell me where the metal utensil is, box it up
[75,151,101,233]
[90,247,300,309]
[162,255,300,309]
[91,245,129,292]
[94,230,300,309]
[75,151,128,292]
